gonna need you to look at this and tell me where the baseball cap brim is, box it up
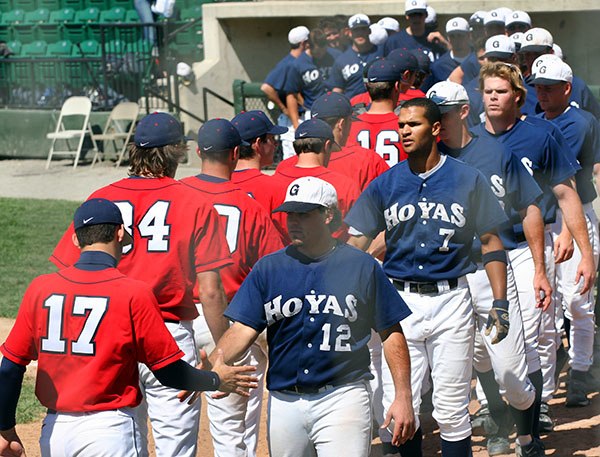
[484,51,514,59]
[519,45,551,53]
[531,77,566,85]
[406,8,427,15]
[269,125,288,135]
[122,229,134,245]
[272,201,326,213]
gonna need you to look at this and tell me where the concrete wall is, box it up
[179,1,600,131]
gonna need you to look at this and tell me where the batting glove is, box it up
[485,299,510,344]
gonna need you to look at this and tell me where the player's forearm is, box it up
[0,358,26,431]
[366,232,387,259]
[209,322,259,367]
[197,271,230,343]
[347,234,373,251]
[380,326,412,403]
[447,65,465,84]
[520,204,547,272]
[286,94,300,128]
[153,359,220,391]
[593,163,600,197]
[481,233,507,300]
[554,180,593,257]
[260,83,286,111]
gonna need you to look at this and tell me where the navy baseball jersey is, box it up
[522,76,540,116]
[264,54,297,107]
[464,77,485,128]
[383,30,446,62]
[458,52,480,86]
[430,52,465,85]
[345,155,508,281]
[471,119,578,234]
[570,76,600,119]
[539,107,600,204]
[439,134,543,250]
[224,242,411,391]
[284,52,328,110]
[329,45,383,98]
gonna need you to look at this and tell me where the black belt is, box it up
[393,278,458,295]
[164,319,180,324]
[281,380,352,395]
[47,409,56,414]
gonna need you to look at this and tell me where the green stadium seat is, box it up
[74,38,100,56]
[181,6,202,21]
[49,7,75,23]
[0,23,9,41]
[21,39,46,56]
[74,7,99,23]
[12,0,34,11]
[86,0,110,10]
[61,0,83,10]
[99,6,125,23]
[46,38,73,56]
[125,8,139,22]
[125,39,152,54]
[109,0,130,8]
[1,8,25,24]
[24,7,49,23]
[0,0,12,13]
[5,39,21,55]
[104,38,126,54]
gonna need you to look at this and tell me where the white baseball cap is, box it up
[531,54,572,85]
[426,81,470,112]
[484,9,506,26]
[378,17,400,32]
[425,5,436,24]
[405,0,427,16]
[484,34,516,59]
[446,17,470,34]
[273,177,338,213]
[552,43,564,60]
[519,27,553,53]
[506,10,531,27]
[288,26,310,45]
[369,24,388,46]
[348,13,370,30]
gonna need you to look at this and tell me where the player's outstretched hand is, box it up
[485,299,510,344]
[381,398,416,446]
[553,231,574,264]
[533,271,552,311]
[212,349,258,397]
[0,428,26,457]
[576,254,596,295]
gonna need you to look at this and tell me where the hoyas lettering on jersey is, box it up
[264,292,358,326]
[384,202,466,231]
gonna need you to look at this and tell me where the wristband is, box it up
[482,250,507,265]
[492,299,509,310]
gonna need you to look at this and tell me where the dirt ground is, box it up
[1,159,599,456]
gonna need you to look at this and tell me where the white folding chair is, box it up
[90,101,140,167]
[46,96,97,169]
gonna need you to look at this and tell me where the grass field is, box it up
[0,197,78,318]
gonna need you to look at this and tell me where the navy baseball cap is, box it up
[134,112,186,148]
[294,118,335,141]
[231,110,287,141]
[386,49,419,71]
[411,48,431,73]
[311,92,352,119]
[197,118,248,152]
[74,198,133,243]
[367,59,403,82]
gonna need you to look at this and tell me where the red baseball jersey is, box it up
[274,166,361,242]
[349,89,426,107]
[231,168,289,243]
[276,145,389,191]
[50,177,232,321]
[347,112,407,167]
[1,267,183,412]
[180,175,284,301]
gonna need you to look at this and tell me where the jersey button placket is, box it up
[416,181,430,273]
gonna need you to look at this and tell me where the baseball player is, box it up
[533,55,600,406]
[383,0,447,62]
[50,113,233,457]
[261,25,310,159]
[474,61,595,439]
[428,81,551,456]
[182,176,416,456]
[346,58,409,167]
[430,18,472,85]
[277,91,389,191]
[181,118,284,457]
[505,10,532,36]
[0,199,256,457]
[230,110,290,243]
[274,118,361,242]
[346,97,510,457]
[285,29,341,129]
[329,14,383,99]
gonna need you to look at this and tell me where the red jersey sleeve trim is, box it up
[195,256,234,273]
[49,254,69,269]
[146,349,185,371]
[0,345,31,366]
